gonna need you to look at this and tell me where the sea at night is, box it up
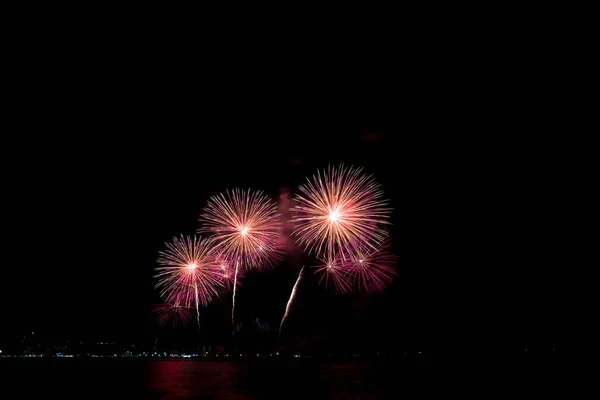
[1,356,437,399]
[0,351,574,399]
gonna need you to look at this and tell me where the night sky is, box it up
[1,44,570,357]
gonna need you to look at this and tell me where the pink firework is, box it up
[153,297,193,327]
[198,188,283,269]
[154,235,224,309]
[345,242,398,291]
[291,164,391,261]
[312,254,354,294]
[216,255,244,290]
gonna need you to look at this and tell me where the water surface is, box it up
[1,358,429,399]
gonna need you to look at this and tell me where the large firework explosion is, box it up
[290,164,392,262]
[198,188,283,269]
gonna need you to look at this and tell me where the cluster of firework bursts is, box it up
[152,164,397,330]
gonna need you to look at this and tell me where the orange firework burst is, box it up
[153,296,193,327]
[291,164,391,260]
[198,188,283,269]
[154,235,224,309]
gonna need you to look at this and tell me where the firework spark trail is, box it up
[194,283,201,329]
[280,266,305,332]
[217,256,244,290]
[291,164,392,261]
[231,261,239,324]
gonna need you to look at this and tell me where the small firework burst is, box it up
[199,188,283,269]
[312,254,353,294]
[345,242,397,291]
[216,255,244,290]
[291,164,391,261]
[153,297,193,327]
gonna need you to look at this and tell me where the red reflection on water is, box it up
[144,360,250,399]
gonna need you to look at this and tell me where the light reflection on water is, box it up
[145,360,251,399]
[143,358,420,399]
[2,358,426,399]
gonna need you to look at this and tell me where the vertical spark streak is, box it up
[232,261,239,325]
[194,283,200,329]
[280,266,305,332]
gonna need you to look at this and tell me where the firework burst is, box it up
[153,297,193,328]
[345,242,398,291]
[291,164,391,261]
[199,188,283,269]
[154,235,224,327]
[198,189,283,325]
[312,254,354,294]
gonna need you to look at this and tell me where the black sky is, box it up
[0,32,573,356]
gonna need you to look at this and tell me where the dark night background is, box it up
[0,23,575,365]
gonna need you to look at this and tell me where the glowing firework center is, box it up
[328,208,342,223]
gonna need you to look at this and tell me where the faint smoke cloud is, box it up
[278,187,302,261]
